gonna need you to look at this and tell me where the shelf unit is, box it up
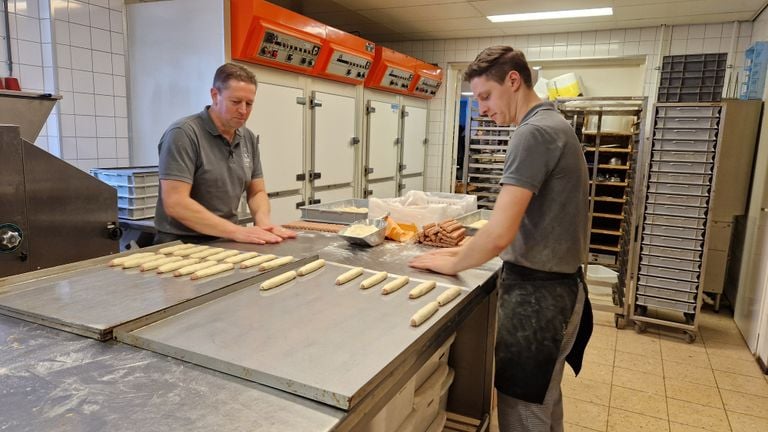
[658,53,727,103]
[557,97,646,328]
[629,100,762,342]
[462,97,514,209]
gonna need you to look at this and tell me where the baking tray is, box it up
[455,209,493,235]
[116,262,468,410]
[300,199,369,224]
[0,251,313,340]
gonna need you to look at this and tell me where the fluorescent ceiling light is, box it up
[488,7,613,23]
[461,92,474,96]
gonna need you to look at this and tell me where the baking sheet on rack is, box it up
[118,262,469,410]
[0,255,305,340]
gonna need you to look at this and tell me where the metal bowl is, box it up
[338,218,387,247]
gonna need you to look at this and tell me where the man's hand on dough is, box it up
[408,253,460,276]
[262,225,297,239]
[231,226,284,244]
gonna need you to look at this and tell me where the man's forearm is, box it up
[167,196,241,239]
[248,191,271,226]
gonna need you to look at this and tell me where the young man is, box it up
[154,63,296,245]
[410,46,593,431]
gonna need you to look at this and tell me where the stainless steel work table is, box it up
[0,232,500,431]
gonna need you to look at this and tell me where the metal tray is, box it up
[455,209,493,235]
[338,218,387,247]
[300,199,369,224]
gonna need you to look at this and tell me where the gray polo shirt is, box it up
[154,107,263,237]
[499,102,588,273]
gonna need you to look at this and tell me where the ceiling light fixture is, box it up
[487,7,613,23]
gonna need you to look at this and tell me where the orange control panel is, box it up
[411,61,443,98]
[315,26,375,84]
[364,46,417,96]
[231,0,325,75]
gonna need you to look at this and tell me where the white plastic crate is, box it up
[639,274,698,292]
[636,294,696,313]
[118,205,155,220]
[655,116,719,129]
[640,264,699,282]
[637,284,698,302]
[115,184,159,197]
[642,234,704,250]
[91,166,159,186]
[117,194,158,208]
[646,203,707,219]
[653,128,718,140]
[651,150,715,163]
[656,106,720,118]
[641,254,701,272]
[643,223,704,240]
[646,193,708,208]
[644,214,706,229]
[652,139,715,152]
[649,172,712,185]
[651,161,713,174]
[648,181,709,196]
[642,244,702,261]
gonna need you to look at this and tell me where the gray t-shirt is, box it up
[154,107,263,236]
[499,102,588,273]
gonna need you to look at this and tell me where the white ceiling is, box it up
[270,0,767,42]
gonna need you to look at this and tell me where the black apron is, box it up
[494,262,593,404]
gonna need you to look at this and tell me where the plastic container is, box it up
[656,106,720,118]
[639,274,698,293]
[646,203,707,219]
[647,181,709,197]
[91,166,159,186]
[639,264,699,282]
[644,214,706,229]
[115,184,159,197]
[118,205,155,220]
[117,194,158,208]
[651,161,713,174]
[646,193,708,208]
[740,41,768,100]
[655,117,719,129]
[642,223,704,240]
[413,333,455,389]
[652,139,715,152]
[359,377,415,432]
[640,254,701,272]
[642,244,702,261]
[636,294,696,313]
[642,233,704,250]
[649,172,711,186]
[651,150,715,163]
[637,284,698,302]
[653,128,718,140]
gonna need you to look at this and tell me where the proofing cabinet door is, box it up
[400,176,424,195]
[313,187,355,205]
[312,91,356,188]
[367,180,397,199]
[366,100,399,180]
[401,106,427,176]
[247,83,305,193]
[268,194,303,225]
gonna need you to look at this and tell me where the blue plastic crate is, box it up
[740,41,768,100]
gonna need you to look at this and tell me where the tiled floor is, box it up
[557,308,768,432]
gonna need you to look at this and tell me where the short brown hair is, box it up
[464,46,533,88]
[213,63,258,91]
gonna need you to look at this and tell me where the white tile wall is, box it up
[388,22,750,191]
[0,0,129,169]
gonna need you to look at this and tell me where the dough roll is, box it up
[205,250,241,262]
[437,286,462,306]
[360,271,388,289]
[335,267,364,285]
[140,256,183,272]
[109,252,156,266]
[173,261,218,277]
[257,256,294,271]
[122,254,164,269]
[191,263,235,280]
[410,302,439,327]
[408,281,437,299]
[261,270,297,290]
[157,243,195,254]
[190,247,226,259]
[225,252,260,264]
[156,258,201,274]
[381,276,410,295]
[173,245,210,257]
[297,259,326,276]
[240,254,277,269]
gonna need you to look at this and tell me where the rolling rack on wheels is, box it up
[629,101,762,342]
[556,97,647,329]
